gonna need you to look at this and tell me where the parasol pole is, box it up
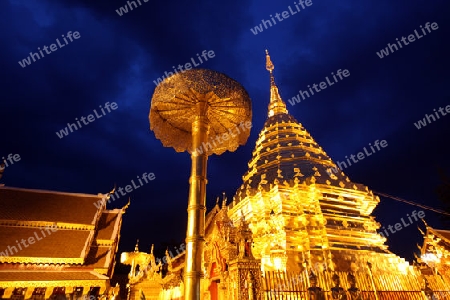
[185,97,209,300]
[149,70,252,300]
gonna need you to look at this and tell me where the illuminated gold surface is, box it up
[184,115,208,300]
[149,69,252,155]
[149,69,252,300]
[0,280,107,289]
[0,256,84,264]
[230,53,390,274]
[265,50,288,117]
[420,224,450,277]
[0,189,128,300]
[125,54,450,300]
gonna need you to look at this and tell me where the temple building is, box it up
[0,185,126,300]
[123,52,450,299]
[419,223,450,277]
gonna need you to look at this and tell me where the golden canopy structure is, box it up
[149,69,252,300]
[149,69,252,155]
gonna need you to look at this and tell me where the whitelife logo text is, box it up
[0,154,21,172]
[250,0,313,35]
[376,22,439,59]
[0,225,58,257]
[192,121,252,155]
[18,31,81,68]
[288,69,350,106]
[153,50,215,86]
[93,172,156,209]
[414,105,450,130]
[327,139,388,176]
[115,0,149,16]
[378,210,425,238]
[56,102,118,139]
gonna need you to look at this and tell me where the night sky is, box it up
[1,0,449,272]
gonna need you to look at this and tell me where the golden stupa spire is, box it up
[265,50,288,117]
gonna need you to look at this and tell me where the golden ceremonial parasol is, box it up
[149,69,252,299]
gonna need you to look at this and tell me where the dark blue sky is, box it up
[1,0,449,268]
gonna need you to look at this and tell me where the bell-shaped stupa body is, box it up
[228,51,408,274]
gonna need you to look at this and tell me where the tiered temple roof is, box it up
[420,224,450,277]
[228,51,398,274]
[0,185,126,298]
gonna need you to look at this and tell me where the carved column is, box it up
[228,258,261,300]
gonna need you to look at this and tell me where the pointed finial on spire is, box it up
[135,239,139,252]
[151,244,154,254]
[265,49,274,73]
[109,184,116,195]
[122,197,131,213]
[222,192,227,209]
[264,50,288,117]
[105,184,117,208]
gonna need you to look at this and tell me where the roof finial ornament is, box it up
[105,184,117,207]
[109,184,116,195]
[265,49,274,73]
[122,197,131,213]
[134,239,139,252]
[222,192,227,209]
[264,50,288,117]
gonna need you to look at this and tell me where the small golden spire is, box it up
[134,239,139,252]
[222,192,227,209]
[265,49,274,73]
[264,50,288,117]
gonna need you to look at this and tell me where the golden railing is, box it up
[261,270,450,299]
